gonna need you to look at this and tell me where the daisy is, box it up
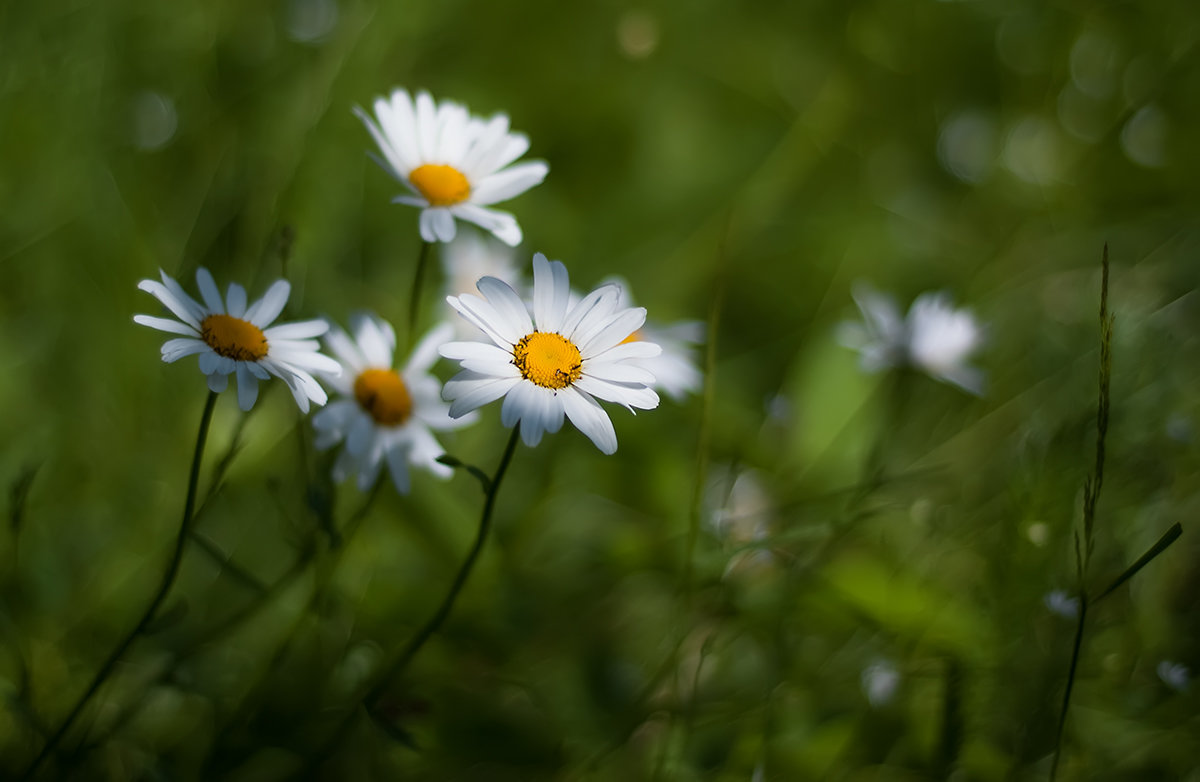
[134,268,340,412]
[837,283,985,394]
[356,88,548,247]
[312,315,474,493]
[439,253,661,454]
[599,276,703,402]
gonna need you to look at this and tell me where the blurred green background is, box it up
[2,0,1198,779]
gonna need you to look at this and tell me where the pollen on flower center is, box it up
[409,164,471,207]
[512,332,583,390]
[354,368,413,426]
[201,314,269,361]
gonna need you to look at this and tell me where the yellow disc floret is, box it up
[201,314,269,362]
[512,332,583,390]
[354,368,414,426]
[408,164,471,207]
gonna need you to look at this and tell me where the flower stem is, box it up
[408,239,434,344]
[368,424,520,702]
[303,426,521,775]
[20,390,218,780]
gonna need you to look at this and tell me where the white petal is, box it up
[199,351,222,375]
[160,338,208,363]
[561,284,621,341]
[589,340,662,362]
[578,307,647,356]
[443,372,520,418]
[137,279,203,330]
[264,320,328,340]
[575,374,659,411]
[531,253,570,333]
[134,314,198,337]
[323,322,366,373]
[418,209,437,242]
[384,442,412,494]
[206,371,228,393]
[195,268,225,314]
[460,114,512,174]
[346,413,374,456]
[583,361,655,386]
[450,203,521,246]
[235,364,260,410]
[431,208,457,243]
[226,283,247,318]
[245,280,292,327]
[414,90,438,163]
[558,387,618,454]
[469,132,531,178]
[471,162,548,206]
[476,276,533,336]
[449,291,525,346]
[439,340,514,364]
[406,322,454,375]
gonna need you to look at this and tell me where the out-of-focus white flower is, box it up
[599,276,703,402]
[838,283,985,395]
[440,253,660,453]
[441,230,522,338]
[861,659,901,707]
[313,315,474,493]
[356,88,548,246]
[1043,589,1080,619]
[706,466,774,577]
[1157,660,1190,692]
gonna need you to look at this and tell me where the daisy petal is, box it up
[559,387,618,454]
[195,268,225,314]
[532,253,570,333]
[245,280,291,327]
[476,276,533,336]
[134,314,198,336]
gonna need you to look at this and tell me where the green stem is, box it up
[19,390,218,780]
[1050,594,1088,781]
[408,239,433,344]
[368,425,520,701]
[303,426,521,775]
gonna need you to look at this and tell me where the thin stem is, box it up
[19,390,218,780]
[408,239,434,344]
[368,425,520,701]
[302,426,521,776]
[1050,595,1088,781]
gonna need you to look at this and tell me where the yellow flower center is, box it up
[512,332,583,390]
[408,164,471,207]
[201,314,269,361]
[354,368,413,426]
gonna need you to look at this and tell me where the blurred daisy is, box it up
[312,315,474,493]
[706,465,774,578]
[1043,589,1080,619]
[357,88,548,246]
[601,276,703,402]
[1157,660,1190,692]
[861,659,901,707]
[838,283,985,394]
[440,253,660,454]
[442,230,522,338]
[135,268,339,412]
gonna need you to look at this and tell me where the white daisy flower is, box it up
[134,267,340,412]
[441,230,522,338]
[1157,660,1190,693]
[837,283,985,395]
[356,88,548,247]
[312,315,475,493]
[600,276,703,402]
[439,253,661,454]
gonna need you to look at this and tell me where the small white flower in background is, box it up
[598,277,703,402]
[442,230,522,338]
[312,315,474,493]
[706,466,774,578]
[135,268,340,412]
[439,253,661,454]
[838,283,985,395]
[861,659,901,707]
[1157,660,1190,692]
[357,88,548,246]
[1043,589,1080,619]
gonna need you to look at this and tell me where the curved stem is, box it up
[369,424,520,701]
[302,426,521,776]
[20,390,218,780]
[408,239,433,345]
